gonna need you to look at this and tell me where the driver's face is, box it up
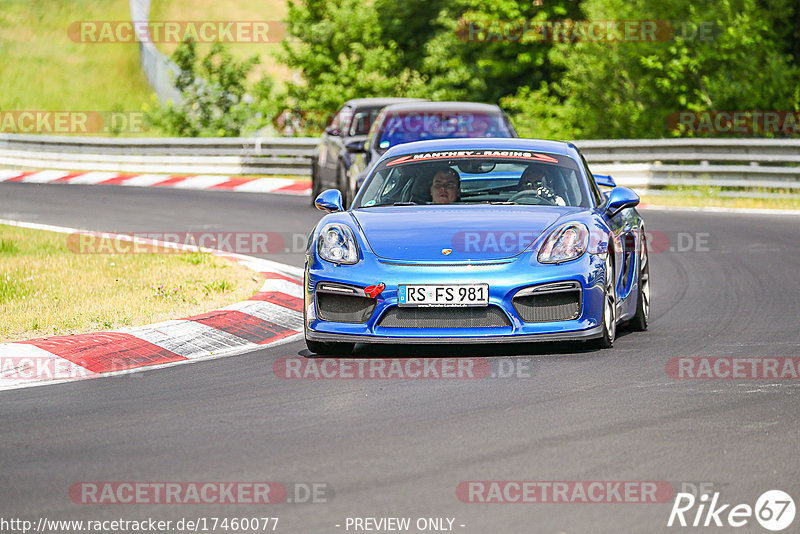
[520,174,545,190]
[431,172,459,204]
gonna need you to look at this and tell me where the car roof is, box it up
[343,97,427,108]
[378,101,505,114]
[380,137,580,159]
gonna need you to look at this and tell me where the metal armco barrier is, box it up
[0,134,317,175]
[1,134,798,186]
[577,138,800,190]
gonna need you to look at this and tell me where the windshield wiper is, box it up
[489,201,519,205]
[392,201,418,206]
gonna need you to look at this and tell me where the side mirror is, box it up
[325,126,341,136]
[345,139,366,152]
[605,186,639,218]
[593,174,616,188]
[315,189,345,213]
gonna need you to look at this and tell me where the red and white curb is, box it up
[0,169,311,195]
[0,220,306,392]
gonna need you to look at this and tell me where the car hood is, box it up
[351,205,585,261]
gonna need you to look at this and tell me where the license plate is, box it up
[398,284,489,307]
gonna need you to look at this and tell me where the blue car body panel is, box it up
[305,138,646,345]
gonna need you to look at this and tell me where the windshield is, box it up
[347,107,382,136]
[377,111,512,151]
[355,150,589,208]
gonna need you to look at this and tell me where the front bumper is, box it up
[306,325,603,344]
[305,250,608,344]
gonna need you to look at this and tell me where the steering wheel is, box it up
[507,188,559,206]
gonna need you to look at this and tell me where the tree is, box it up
[146,38,280,137]
[505,0,800,138]
[406,0,583,102]
[280,0,581,115]
[280,0,426,124]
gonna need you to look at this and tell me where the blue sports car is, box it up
[304,138,650,355]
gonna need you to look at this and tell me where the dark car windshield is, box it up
[377,111,512,150]
[347,107,382,136]
[355,150,589,208]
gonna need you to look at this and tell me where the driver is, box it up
[516,166,566,206]
[430,166,461,204]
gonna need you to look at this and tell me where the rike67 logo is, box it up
[668,490,795,531]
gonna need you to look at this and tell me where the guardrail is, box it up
[0,134,317,175]
[0,134,798,188]
[577,138,800,190]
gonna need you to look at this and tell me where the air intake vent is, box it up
[512,282,581,323]
[378,306,511,328]
[316,284,376,323]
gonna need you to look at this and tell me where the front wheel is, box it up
[305,339,354,356]
[588,253,617,349]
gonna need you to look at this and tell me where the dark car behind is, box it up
[345,101,517,206]
[310,98,426,203]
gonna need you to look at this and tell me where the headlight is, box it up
[538,223,589,264]
[317,223,359,264]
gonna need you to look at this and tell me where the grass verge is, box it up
[0,224,263,343]
[150,0,292,85]
[639,186,800,210]
[0,0,155,126]
[150,0,293,85]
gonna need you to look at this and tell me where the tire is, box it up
[337,160,351,208]
[305,339,355,356]
[310,160,322,206]
[628,232,650,331]
[588,252,617,349]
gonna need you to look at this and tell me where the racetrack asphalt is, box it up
[1,182,799,533]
